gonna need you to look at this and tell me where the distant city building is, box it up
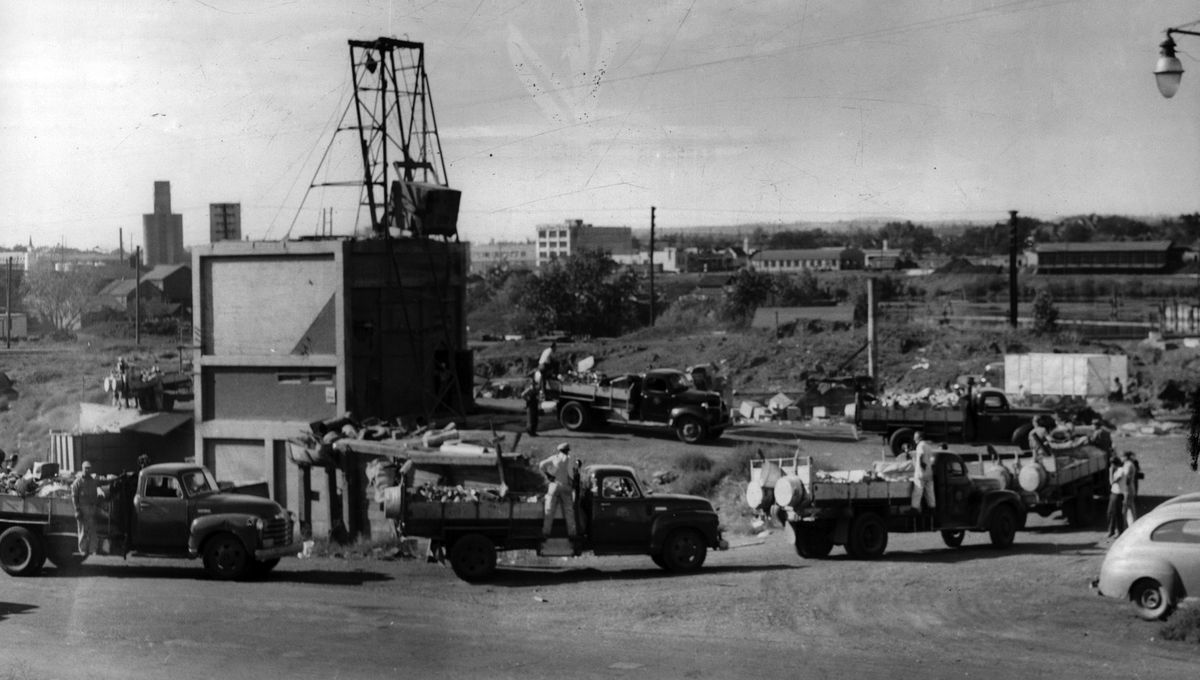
[143,181,187,267]
[469,240,537,273]
[754,247,864,273]
[535,219,632,267]
[611,247,679,273]
[1035,240,1185,274]
[210,203,242,242]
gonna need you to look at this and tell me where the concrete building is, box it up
[143,181,188,267]
[193,238,469,539]
[754,247,865,273]
[469,240,537,273]
[210,203,242,243]
[536,219,632,267]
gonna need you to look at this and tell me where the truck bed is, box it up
[751,456,916,508]
[0,494,77,521]
[403,497,552,545]
[858,405,966,429]
[548,380,634,410]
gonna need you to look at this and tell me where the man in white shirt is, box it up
[539,442,577,542]
[910,431,937,512]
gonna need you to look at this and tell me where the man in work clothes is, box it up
[910,431,937,512]
[539,443,577,542]
[71,460,103,556]
[535,341,557,389]
[521,378,541,436]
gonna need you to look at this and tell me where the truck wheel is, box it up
[846,513,888,559]
[941,530,966,548]
[449,533,497,582]
[888,429,915,457]
[1011,423,1033,451]
[987,505,1018,549]
[660,529,707,573]
[202,532,250,580]
[559,401,590,431]
[675,416,708,445]
[1129,578,1174,621]
[794,525,834,559]
[1066,484,1096,528]
[0,527,46,577]
[248,557,280,579]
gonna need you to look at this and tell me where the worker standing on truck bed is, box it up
[71,461,102,556]
[539,443,577,543]
[535,341,556,388]
[911,432,937,512]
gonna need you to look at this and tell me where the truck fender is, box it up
[188,514,260,557]
[976,492,1026,530]
[666,405,707,428]
[648,512,720,551]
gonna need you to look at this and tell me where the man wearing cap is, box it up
[70,460,103,556]
[910,431,937,512]
[539,443,578,542]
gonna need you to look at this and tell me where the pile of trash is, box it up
[288,414,513,468]
[408,483,507,503]
[875,386,963,409]
[0,462,78,499]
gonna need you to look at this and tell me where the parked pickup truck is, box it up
[855,385,1053,455]
[958,441,1110,527]
[0,462,297,580]
[747,452,1026,559]
[545,369,732,444]
[393,462,728,582]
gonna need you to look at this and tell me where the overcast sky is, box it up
[4,0,1200,251]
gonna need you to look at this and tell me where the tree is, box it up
[1031,289,1058,335]
[512,251,639,337]
[20,266,101,332]
[722,268,773,325]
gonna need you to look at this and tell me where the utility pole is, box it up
[1009,210,1019,329]
[867,278,876,380]
[5,257,11,349]
[649,206,656,327]
[135,246,141,346]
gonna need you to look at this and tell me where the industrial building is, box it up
[1034,240,1186,274]
[536,219,633,266]
[754,247,865,272]
[192,237,470,538]
[143,181,188,267]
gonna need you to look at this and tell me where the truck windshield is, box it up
[182,469,218,496]
[666,373,692,392]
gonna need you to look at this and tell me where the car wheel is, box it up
[559,401,590,431]
[941,530,965,548]
[449,533,497,582]
[1129,578,1174,621]
[661,529,707,573]
[202,532,249,581]
[846,513,888,559]
[675,416,707,444]
[0,527,46,577]
[988,505,1017,549]
[888,429,915,457]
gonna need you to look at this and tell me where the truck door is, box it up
[935,456,973,528]
[133,474,189,552]
[588,473,652,550]
[973,392,1010,440]
[640,375,671,423]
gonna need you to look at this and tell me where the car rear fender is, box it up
[188,514,260,557]
[1101,557,1181,600]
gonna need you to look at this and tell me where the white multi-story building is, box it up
[535,219,633,267]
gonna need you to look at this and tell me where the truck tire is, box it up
[202,532,250,581]
[888,428,916,457]
[941,530,965,548]
[660,528,707,573]
[0,526,46,577]
[987,505,1018,549]
[1011,423,1033,450]
[248,557,280,579]
[793,524,834,559]
[559,401,591,431]
[449,533,497,582]
[846,513,888,559]
[674,416,708,445]
[1129,578,1174,621]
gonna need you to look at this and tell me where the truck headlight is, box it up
[247,517,264,530]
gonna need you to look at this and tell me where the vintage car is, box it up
[1094,500,1200,620]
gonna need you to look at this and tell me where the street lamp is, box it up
[1155,28,1200,98]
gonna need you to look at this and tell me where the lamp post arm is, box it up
[1168,28,1200,39]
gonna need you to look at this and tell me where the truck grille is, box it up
[263,517,292,547]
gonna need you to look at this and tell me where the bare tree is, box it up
[20,266,102,332]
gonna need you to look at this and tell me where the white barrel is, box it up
[980,462,1013,490]
[746,482,764,509]
[773,476,807,508]
[1018,463,1047,493]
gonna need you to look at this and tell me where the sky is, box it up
[3,0,1200,251]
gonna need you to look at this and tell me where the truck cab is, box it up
[117,463,297,579]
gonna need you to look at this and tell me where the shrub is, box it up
[1160,604,1200,643]
[677,452,713,473]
